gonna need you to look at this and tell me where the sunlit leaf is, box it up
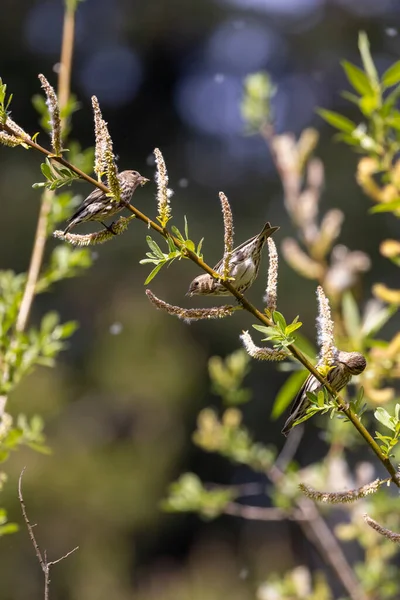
[341,60,374,96]
[316,109,356,133]
[382,61,400,88]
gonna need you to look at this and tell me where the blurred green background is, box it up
[1,0,400,598]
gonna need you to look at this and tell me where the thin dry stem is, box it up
[240,330,287,361]
[264,237,278,310]
[219,191,234,280]
[18,468,79,600]
[58,2,75,115]
[16,189,53,333]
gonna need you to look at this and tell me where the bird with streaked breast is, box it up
[187,221,279,297]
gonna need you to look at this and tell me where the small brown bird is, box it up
[281,350,367,436]
[63,170,149,234]
[187,221,279,297]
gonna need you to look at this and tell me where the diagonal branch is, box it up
[1,122,398,486]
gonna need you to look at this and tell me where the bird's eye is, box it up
[194,281,199,286]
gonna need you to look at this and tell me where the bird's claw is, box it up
[101,221,117,235]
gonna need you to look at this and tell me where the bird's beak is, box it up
[139,176,150,186]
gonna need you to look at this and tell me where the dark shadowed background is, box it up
[1,0,400,598]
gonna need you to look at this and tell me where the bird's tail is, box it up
[63,218,77,235]
[260,221,280,240]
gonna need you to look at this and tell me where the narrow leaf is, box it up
[382,61,400,88]
[144,263,164,284]
[271,369,308,419]
[316,109,357,133]
[341,60,374,96]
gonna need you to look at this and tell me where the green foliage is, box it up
[253,311,302,350]
[140,218,204,284]
[0,507,18,537]
[33,158,80,191]
[0,413,50,463]
[208,349,251,405]
[46,191,82,233]
[318,31,400,165]
[37,246,92,292]
[193,408,276,472]
[241,72,276,132]
[0,78,13,124]
[1,311,77,394]
[374,404,400,458]
[162,473,235,519]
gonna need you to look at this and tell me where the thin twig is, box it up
[297,496,367,600]
[16,188,52,332]
[266,463,367,600]
[18,468,79,600]
[58,3,75,119]
[16,3,76,334]
[224,502,307,521]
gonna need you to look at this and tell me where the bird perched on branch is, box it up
[187,221,279,297]
[281,350,367,436]
[63,170,149,234]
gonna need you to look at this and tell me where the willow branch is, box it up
[1,125,398,486]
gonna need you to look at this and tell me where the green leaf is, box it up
[359,95,380,116]
[171,226,185,243]
[341,60,374,96]
[0,523,19,536]
[185,240,195,253]
[358,32,379,88]
[341,90,361,105]
[375,407,396,432]
[272,311,287,331]
[382,84,400,113]
[184,215,189,239]
[144,263,164,284]
[166,235,177,254]
[271,369,309,419]
[285,321,302,335]
[316,109,357,133]
[146,237,165,259]
[252,324,270,335]
[197,237,204,256]
[382,61,400,88]
[369,200,400,213]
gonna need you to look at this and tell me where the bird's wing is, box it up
[66,187,106,222]
[212,222,278,271]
